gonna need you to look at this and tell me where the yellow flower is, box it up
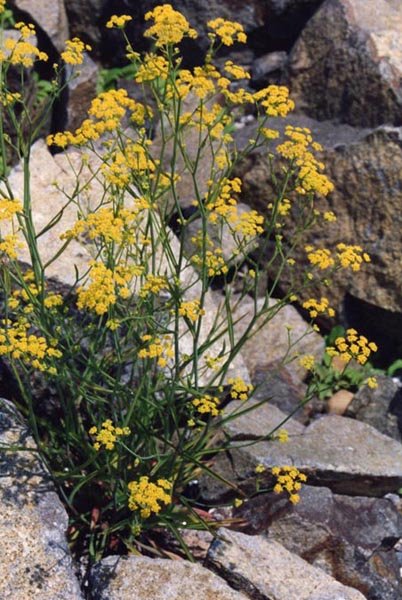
[61,38,91,65]
[302,297,335,318]
[128,476,172,518]
[254,464,266,474]
[299,354,315,371]
[208,17,247,46]
[144,4,197,47]
[89,420,130,451]
[366,377,378,389]
[272,466,306,504]
[192,395,220,416]
[228,377,253,401]
[106,15,132,28]
[178,299,205,323]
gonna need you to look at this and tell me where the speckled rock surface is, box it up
[288,0,402,127]
[9,0,69,52]
[90,555,248,600]
[0,399,83,599]
[207,528,366,599]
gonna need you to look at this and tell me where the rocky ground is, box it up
[1,0,402,598]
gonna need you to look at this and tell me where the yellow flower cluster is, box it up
[336,243,370,271]
[0,0,5,15]
[298,354,315,370]
[0,318,62,373]
[192,394,220,416]
[273,429,289,443]
[277,126,333,196]
[139,274,168,299]
[272,465,307,505]
[208,17,247,46]
[253,85,295,117]
[234,210,264,238]
[1,22,48,67]
[138,334,174,367]
[324,211,337,222]
[101,141,155,187]
[228,377,253,401]
[47,89,146,147]
[106,15,132,29]
[89,420,130,451]
[62,205,148,244]
[135,53,169,83]
[207,177,240,224]
[180,102,232,141]
[0,198,22,219]
[128,476,172,518]
[366,376,378,389]
[0,234,23,259]
[302,297,335,318]
[305,245,335,270]
[144,4,197,47]
[178,299,205,322]
[326,328,378,365]
[191,246,228,277]
[61,37,91,65]
[77,262,132,315]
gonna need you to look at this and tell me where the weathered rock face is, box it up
[235,486,402,600]
[287,0,402,127]
[90,555,248,600]
[0,399,83,599]
[236,117,402,316]
[207,528,366,599]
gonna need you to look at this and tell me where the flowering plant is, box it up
[0,3,376,562]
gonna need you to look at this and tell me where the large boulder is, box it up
[207,528,366,599]
[9,0,69,53]
[0,399,83,599]
[236,115,402,316]
[236,486,402,600]
[287,0,402,127]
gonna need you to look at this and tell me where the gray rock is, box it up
[288,0,402,127]
[223,400,305,440]
[346,375,402,441]
[236,486,402,600]
[232,295,324,385]
[228,415,402,496]
[90,555,248,600]
[10,0,69,52]
[207,528,366,599]
[251,51,288,86]
[0,399,83,599]
[65,53,98,132]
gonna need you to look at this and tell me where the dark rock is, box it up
[346,376,402,441]
[287,0,402,127]
[235,486,402,600]
[251,51,288,86]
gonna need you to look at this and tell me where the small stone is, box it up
[328,390,354,415]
